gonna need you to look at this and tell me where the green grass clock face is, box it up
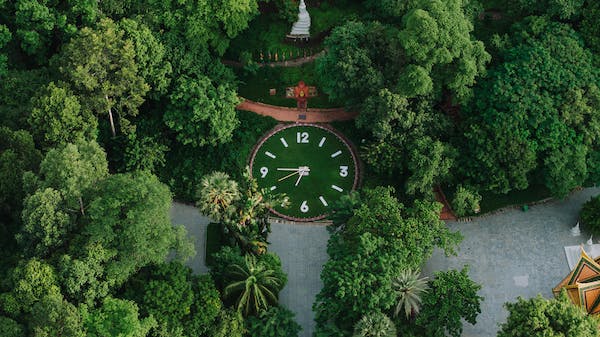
[250,124,359,221]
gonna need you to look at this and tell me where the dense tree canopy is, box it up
[314,187,461,334]
[462,17,600,197]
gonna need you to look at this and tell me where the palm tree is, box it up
[392,268,429,319]
[223,255,283,316]
[196,172,240,221]
[352,311,397,337]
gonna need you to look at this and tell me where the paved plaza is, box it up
[171,187,600,337]
[423,187,600,337]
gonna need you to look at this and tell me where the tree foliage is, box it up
[54,18,149,136]
[415,267,483,337]
[581,194,600,236]
[29,82,97,148]
[352,311,396,337]
[314,187,461,334]
[245,305,302,337]
[83,297,156,337]
[463,17,600,197]
[164,76,239,147]
[497,292,599,337]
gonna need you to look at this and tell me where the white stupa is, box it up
[290,0,311,36]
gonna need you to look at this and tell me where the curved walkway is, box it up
[237,98,358,123]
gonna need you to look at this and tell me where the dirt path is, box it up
[237,98,358,123]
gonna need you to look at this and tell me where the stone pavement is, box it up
[170,202,329,337]
[423,187,600,337]
[171,187,600,337]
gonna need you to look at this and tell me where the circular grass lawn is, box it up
[250,124,359,221]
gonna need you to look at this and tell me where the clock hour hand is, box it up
[295,170,304,186]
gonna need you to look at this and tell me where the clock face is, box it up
[249,124,359,221]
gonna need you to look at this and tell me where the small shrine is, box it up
[287,0,311,41]
[554,248,600,315]
[286,81,317,110]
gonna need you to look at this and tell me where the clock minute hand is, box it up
[295,170,304,186]
[276,168,300,171]
[278,170,300,182]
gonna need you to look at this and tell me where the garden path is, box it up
[237,98,358,122]
[223,50,326,68]
[170,203,329,337]
[423,187,600,337]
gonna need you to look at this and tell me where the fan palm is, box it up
[392,268,429,318]
[352,311,397,337]
[196,172,240,221]
[223,255,283,316]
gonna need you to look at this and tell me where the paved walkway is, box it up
[423,187,600,337]
[171,187,600,337]
[237,98,358,123]
[170,203,329,337]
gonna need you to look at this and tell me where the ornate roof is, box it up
[554,247,600,315]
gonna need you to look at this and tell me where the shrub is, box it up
[451,185,482,217]
[245,306,302,337]
[581,195,600,236]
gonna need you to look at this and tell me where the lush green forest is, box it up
[0,0,599,336]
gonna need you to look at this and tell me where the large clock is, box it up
[249,124,360,221]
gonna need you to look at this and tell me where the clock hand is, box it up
[278,170,301,182]
[294,170,304,186]
[277,168,300,171]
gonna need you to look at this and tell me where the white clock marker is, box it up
[319,196,328,206]
[270,186,277,191]
[280,137,288,148]
[331,185,343,192]
[331,150,342,158]
[265,151,276,159]
[319,137,326,147]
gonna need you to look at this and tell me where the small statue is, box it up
[571,221,581,236]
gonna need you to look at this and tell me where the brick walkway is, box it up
[237,98,358,123]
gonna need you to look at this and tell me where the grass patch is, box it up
[235,62,341,108]
[251,125,357,219]
[205,223,225,267]
[479,184,551,214]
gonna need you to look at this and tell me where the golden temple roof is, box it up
[554,247,600,315]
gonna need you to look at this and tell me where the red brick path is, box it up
[237,98,358,123]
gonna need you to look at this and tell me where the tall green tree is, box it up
[54,18,149,136]
[29,293,86,337]
[37,140,108,215]
[164,76,239,147]
[223,255,285,316]
[196,171,241,221]
[0,259,61,317]
[18,187,72,257]
[83,297,156,337]
[415,268,483,337]
[497,292,599,337]
[462,17,600,197]
[29,82,97,148]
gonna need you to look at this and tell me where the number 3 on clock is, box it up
[339,166,348,177]
[297,132,309,143]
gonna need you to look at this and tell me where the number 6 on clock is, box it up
[300,200,309,213]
